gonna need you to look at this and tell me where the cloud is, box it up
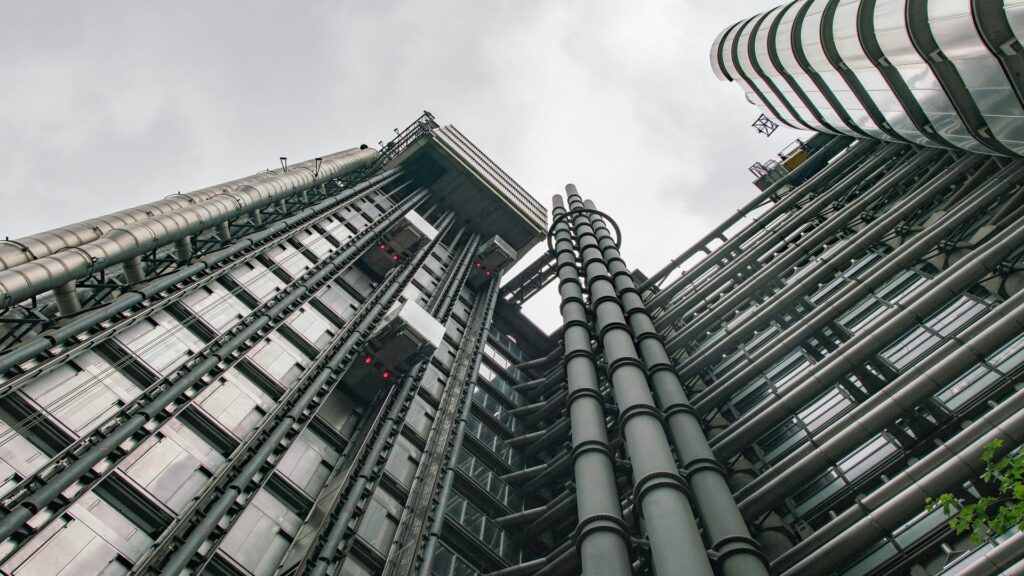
[0,1,804,332]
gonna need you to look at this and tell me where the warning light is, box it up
[485,270,492,277]
[379,242,387,250]
[391,254,400,261]
[363,356,373,364]
[474,261,482,268]
[382,371,391,379]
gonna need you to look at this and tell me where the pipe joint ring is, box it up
[565,386,604,406]
[563,348,596,363]
[633,470,691,502]
[684,457,727,477]
[561,319,591,333]
[633,330,664,345]
[617,403,664,428]
[595,317,631,339]
[571,440,615,462]
[644,361,676,374]
[605,355,645,376]
[574,513,630,546]
[589,294,620,311]
[710,534,767,564]
[662,402,697,419]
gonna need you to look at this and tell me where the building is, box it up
[1,102,1024,576]
[711,0,1024,155]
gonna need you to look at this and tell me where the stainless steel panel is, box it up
[195,369,272,437]
[721,17,795,128]
[181,283,250,333]
[754,5,839,133]
[228,260,286,302]
[774,3,865,135]
[874,0,993,152]
[802,0,893,138]
[736,13,810,129]
[277,428,339,495]
[22,351,139,435]
[929,0,1024,152]
[833,0,935,144]
[249,333,310,387]
[287,306,335,348]
[222,489,300,576]
[116,311,204,374]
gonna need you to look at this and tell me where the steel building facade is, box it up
[2,108,1024,576]
[711,0,1024,155]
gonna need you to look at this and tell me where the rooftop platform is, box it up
[382,113,546,258]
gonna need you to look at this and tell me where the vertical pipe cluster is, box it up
[563,185,714,576]
[551,196,632,576]
[582,198,768,576]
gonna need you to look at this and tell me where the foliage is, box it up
[926,439,1024,543]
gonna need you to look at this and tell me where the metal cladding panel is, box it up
[928,0,1024,154]
[774,3,865,136]
[873,0,993,153]
[713,0,1024,155]
[431,125,546,235]
[832,0,934,145]
[755,5,837,133]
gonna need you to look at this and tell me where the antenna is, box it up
[280,157,288,172]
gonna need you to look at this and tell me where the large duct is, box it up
[0,147,376,270]
[0,147,378,310]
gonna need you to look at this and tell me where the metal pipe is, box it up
[648,139,884,314]
[122,255,146,284]
[677,153,983,382]
[583,199,768,576]
[738,287,1024,520]
[0,147,377,270]
[655,144,907,332]
[712,212,1024,462]
[781,390,1024,575]
[772,384,1024,573]
[52,281,81,316]
[0,148,378,310]
[565,186,714,576]
[663,148,945,354]
[691,160,1024,416]
[551,192,633,576]
[416,273,502,576]
[154,212,455,576]
[515,345,564,371]
[0,186,428,551]
[956,533,1024,576]
[641,135,858,299]
[0,169,402,375]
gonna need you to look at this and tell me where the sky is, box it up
[0,1,803,333]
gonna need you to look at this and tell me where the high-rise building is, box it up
[711,0,1024,155]
[3,52,1024,576]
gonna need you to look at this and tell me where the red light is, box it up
[382,371,391,379]
[391,254,399,261]
[363,356,373,364]
[485,270,492,277]
[474,261,482,268]
[379,243,387,250]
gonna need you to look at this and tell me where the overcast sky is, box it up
[0,1,802,332]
